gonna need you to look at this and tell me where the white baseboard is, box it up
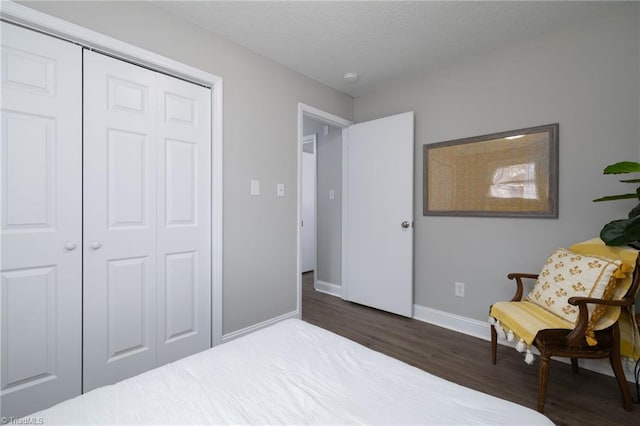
[315,280,342,298]
[413,304,489,341]
[413,304,638,382]
[221,310,299,343]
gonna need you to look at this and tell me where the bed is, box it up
[31,319,552,425]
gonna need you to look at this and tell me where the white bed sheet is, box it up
[32,319,552,425]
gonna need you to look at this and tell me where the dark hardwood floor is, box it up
[300,272,640,426]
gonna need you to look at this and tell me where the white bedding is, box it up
[32,319,552,425]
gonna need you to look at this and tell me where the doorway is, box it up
[301,134,316,274]
[297,105,415,319]
[297,104,352,315]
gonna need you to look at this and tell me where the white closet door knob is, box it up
[64,241,76,250]
[90,241,102,250]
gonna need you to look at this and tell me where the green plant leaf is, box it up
[593,194,638,202]
[619,178,640,183]
[603,162,640,174]
[629,203,640,218]
[600,215,640,246]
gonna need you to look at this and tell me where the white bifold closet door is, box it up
[83,51,211,391]
[0,23,82,417]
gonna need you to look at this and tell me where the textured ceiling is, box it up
[151,1,619,97]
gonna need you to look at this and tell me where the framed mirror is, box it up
[423,123,558,218]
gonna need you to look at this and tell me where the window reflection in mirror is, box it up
[489,162,538,200]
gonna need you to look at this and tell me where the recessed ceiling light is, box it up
[343,72,358,82]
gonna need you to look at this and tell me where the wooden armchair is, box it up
[490,245,640,413]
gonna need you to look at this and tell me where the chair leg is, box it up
[570,357,579,374]
[491,324,497,365]
[609,324,632,411]
[538,355,550,413]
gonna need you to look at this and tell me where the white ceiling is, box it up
[151,1,620,98]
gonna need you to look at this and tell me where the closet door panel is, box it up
[157,75,211,364]
[0,23,82,417]
[83,51,158,392]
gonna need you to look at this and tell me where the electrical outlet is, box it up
[454,282,465,298]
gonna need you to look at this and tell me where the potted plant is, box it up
[593,161,640,248]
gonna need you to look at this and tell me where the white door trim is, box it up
[296,103,352,316]
[341,129,350,301]
[0,1,224,346]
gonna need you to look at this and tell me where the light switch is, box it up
[329,190,335,200]
[251,179,260,196]
[277,183,285,197]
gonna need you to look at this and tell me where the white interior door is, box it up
[342,112,414,317]
[83,50,159,391]
[0,22,82,417]
[83,51,212,390]
[156,73,211,365]
[301,135,317,273]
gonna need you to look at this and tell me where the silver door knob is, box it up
[64,242,76,251]
[401,221,410,229]
[90,241,102,250]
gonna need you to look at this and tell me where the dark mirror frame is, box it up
[423,123,559,218]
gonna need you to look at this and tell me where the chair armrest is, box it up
[568,296,632,308]
[506,273,538,301]
[565,296,633,345]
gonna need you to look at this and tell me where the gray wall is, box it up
[353,4,640,321]
[19,1,640,332]
[303,117,342,286]
[22,1,353,334]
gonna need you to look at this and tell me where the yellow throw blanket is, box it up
[619,306,640,360]
[490,301,572,348]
